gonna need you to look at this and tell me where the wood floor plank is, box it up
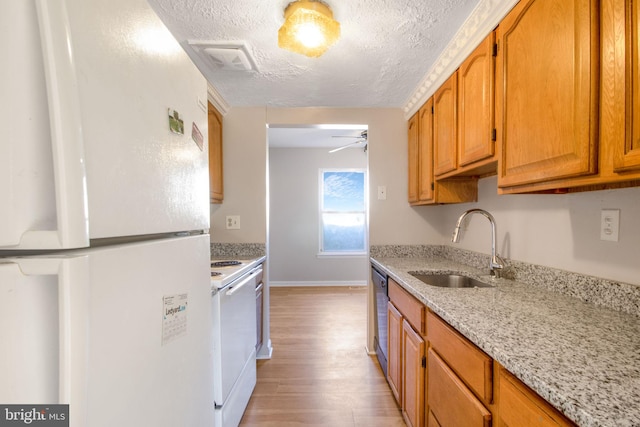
[239,286,405,426]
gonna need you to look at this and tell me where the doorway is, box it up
[267,124,369,287]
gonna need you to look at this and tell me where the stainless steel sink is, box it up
[409,273,494,288]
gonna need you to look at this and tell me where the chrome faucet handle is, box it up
[490,254,507,277]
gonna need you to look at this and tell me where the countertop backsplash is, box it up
[210,243,266,259]
[370,245,640,317]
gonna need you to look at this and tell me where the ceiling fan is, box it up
[329,130,368,153]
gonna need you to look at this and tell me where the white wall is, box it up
[269,147,367,284]
[211,107,441,247]
[436,176,640,286]
[210,107,267,243]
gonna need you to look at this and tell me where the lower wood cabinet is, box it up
[403,318,425,427]
[383,281,577,427]
[427,311,492,427]
[496,366,576,427]
[387,301,403,403]
[387,278,426,427]
[428,348,491,427]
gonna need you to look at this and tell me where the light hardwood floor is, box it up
[240,286,406,426]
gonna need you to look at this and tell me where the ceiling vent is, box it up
[187,41,257,72]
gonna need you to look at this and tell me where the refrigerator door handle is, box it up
[17,0,90,249]
[16,257,90,424]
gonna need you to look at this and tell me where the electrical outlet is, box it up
[226,215,240,230]
[600,209,620,242]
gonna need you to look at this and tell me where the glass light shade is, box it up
[278,1,340,57]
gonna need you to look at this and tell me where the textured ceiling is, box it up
[147,0,481,109]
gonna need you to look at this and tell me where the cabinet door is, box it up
[408,113,419,203]
[497,0,598,188]
[497,366,575,427]
[458,32,495,167]
[387,302,403,403]
[434,72,458,176]
[402,319,425,427]
[613,0,640,172]
[418,100,435,202]
[208,102,224,203]
[428,349,491,427]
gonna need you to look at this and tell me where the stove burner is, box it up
[211,271,222,277]
[211,260,242,268]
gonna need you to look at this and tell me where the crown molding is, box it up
[207,83,231,116]
[402,0,519,119]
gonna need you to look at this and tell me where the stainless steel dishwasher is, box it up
[371,265,389,376]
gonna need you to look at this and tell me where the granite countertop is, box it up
[371,255,640,427]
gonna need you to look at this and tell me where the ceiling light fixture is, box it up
[278,0,340,58]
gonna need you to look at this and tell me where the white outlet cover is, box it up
[600,209,620,242]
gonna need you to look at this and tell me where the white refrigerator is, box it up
[0,0,214,426]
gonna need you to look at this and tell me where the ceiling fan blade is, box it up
[328,140,363,153]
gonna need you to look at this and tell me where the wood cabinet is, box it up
[496,0,599,189]
[494,0,640,193]
[427,311,493,404]
[427,311,492,427]
[611,0,640,173]
[403,319,426,427]
[208,101,224,203]
[496,365,576,427]
[458,32,497,170]
[408,99,478,206]
[434,73,458,177]
[408,112,421,203]
[387,301,403,403]
[387,278,426,427]
[428,349,492,427]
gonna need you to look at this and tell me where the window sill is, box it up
[317,252,367,258]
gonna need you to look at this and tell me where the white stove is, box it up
[210,259,256,290]
[209,256,264,426]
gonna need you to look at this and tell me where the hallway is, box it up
[240,286,406,426]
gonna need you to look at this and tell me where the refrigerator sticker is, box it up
[162,293,188,345]
[191,122,204,151]
[168,109,184,135]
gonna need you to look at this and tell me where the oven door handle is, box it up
[225,268,262,296]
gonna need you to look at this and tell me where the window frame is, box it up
[318,168,368,256]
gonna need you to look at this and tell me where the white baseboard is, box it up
[270,280,367,287]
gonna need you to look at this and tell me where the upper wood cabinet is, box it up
[458,32,496,169]
[408,113,420,204]
[496,0,599,189]
[208,101,224,204]
[611,0,640,173]
[495,0,640,193]
[408,100,435,204]
[434,72,458,177]
[408,99,478,206]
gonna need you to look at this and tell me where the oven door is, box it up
[211,267,260,407]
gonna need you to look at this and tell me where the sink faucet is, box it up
[451,209,505,276]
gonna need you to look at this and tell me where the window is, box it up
[319,169,367,254]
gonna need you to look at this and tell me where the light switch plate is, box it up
[377,186,387,200]
[226,215,240,229]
